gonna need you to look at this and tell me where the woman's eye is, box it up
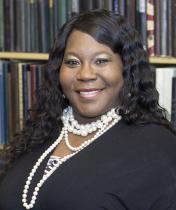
[64,59,80,67]
[95,58,109,65]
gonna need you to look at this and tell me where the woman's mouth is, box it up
[77,89,102,99]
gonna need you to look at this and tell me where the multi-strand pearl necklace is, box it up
[22,106,121,209]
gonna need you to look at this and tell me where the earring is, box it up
[127,93,131,97]
[63,94,66,99]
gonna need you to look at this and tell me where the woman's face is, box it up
[60,30,124,121]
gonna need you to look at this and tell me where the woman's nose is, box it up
[76,64,97,81]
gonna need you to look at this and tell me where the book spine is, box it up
[30,0,39,52]
[26,0,31,52]
[53,0,59,36]
[136,0,147,49]
[119,0,126,16]
[18,63,24,130]
[93,0,105,9]
[10,62,20,133]
[172,0,176,57]
[7,65,13,141]
[4,0,15,51]
[171,76,176,128]
[167,0,172,56]
[58,0,67,28]
[22,64,29,122]
[30,64,37,107]
[49,0,54,47]
[71,0,80,16]
[126,0,136,27]
[15,0,22,52]
[154,0,160,55]
[66,0,72,20]
[160,1,168,56]
[113,0,120,15]
[3,62,10,144]
[104,0,113,11]
[79,0,93,11]
[147,0,155,56]
[20,0,27,52]
[0,61,5,144]
[0,0,4,51]
[38,0,50,52]
[27,65,31,110]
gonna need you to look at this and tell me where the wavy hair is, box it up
[4,9,175,168]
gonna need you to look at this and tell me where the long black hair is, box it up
[4,9,175,168]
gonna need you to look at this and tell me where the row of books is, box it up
[0,0,176,56]
[0,60,45,144]
[0,59,176,145]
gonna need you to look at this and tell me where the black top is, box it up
[0,121,176,210]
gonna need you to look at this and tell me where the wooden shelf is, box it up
[149,56,176,64]
[1,52,176,64]
[0,52,49,60]
[0,144,4,150]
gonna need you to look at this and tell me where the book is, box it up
[93,0,105,9]
[155,67,176,120]
[172,0,176,57]
[0,0,4,51]
[20,0,28,52]
[49,0,54,48]
[147,0,155,56]
[126,0,136,27]
[79,0,93,11]
[7,65,13,141]
[171,75,176,128]
[160,1,168,56]
[38,0,50,52]
[154,0,161,55]
[4,0,15,51]
[22,64,29,122]
[18,63,24,130]
[15,0,22,51]
[113,0,120,15]
[104,0,113,11]
[0,61,5,144]
[2,61,10,144]
[26,0,31,52]
[119,0,126,16]
[136,0,147,49]
[30,0,39,52]
[10,62,20,133]
[71,0,80,16]
[58,0,67,28]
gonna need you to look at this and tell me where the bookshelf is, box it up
[1,52,176,65]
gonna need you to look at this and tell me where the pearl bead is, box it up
[34,187,39,192]
[32,196,36,201]
[22,198,27,202]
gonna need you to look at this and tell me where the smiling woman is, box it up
[0,9,176,210]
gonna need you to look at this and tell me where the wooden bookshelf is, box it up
[1,52,176,64]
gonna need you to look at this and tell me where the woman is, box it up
[0,9,176,210]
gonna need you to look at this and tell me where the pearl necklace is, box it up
[62,106,118,137]
[62,106,119,151]
[22,107,121,209]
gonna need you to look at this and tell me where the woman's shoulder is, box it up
[117,120,176,143]
[114,120,176,167]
